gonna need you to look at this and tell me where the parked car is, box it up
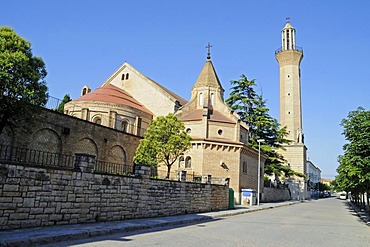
[339,193,347,200]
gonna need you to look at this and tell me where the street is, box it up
[43,198,370,247]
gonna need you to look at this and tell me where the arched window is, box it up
[243,161,248,174]
[185,156,192,168]
[122,120,130,133]
[121,74,125,80]
[178,156,184,168]
[199,93,203,107]
[211,93,214,105]
[93,117,102,125]
[82,88,87,95]
[126,73,129,80]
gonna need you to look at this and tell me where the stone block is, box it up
[9,213,28,220]
[49,214,63,221]
[44,207,55,214]
[0,197,13,203]
[21,219,41,228]
[23,198,35,207]
[2,184,19,191]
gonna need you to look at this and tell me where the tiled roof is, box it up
[74,84,153,115]
[193,60,223,90]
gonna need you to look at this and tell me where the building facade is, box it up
[176,55,266,204]
[307,160,321,198]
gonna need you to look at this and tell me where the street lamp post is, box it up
[257,139,264,206]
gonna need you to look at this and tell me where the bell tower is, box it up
[276,18,308,200]
[275,18,304,143]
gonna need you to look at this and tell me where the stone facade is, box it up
[0,162,228,230]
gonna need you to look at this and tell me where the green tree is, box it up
[134,114,192,178]
[334,107,370,208]
[0,26,48,135]
[226,75,303,181]
[57,94,72,113]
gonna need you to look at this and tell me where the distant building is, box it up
[307,160,321,198]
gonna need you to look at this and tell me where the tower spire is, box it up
[206,42,212,60]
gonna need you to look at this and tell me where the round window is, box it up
[218,129,223,135]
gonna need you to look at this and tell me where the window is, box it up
[186,128,191,134]
[126,73,129,80]
[121,74,125,80]
[179,156,184,168]
[185,156,192,168]
[211,93,214,105]
[243,161,248,174]
[199,93,203,107]
[218,129,223,135]
[122,120,130,133]
[82,88,87,95]
[93,117,102,125]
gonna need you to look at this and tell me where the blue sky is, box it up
[2,1,370,179]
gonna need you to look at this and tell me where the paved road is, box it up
[43,198,370,247]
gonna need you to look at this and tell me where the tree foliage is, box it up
[0,26,48,135]
[133,114,192,178]
[57,94,72,113]
[333,107,370,208]
[226,74,303,180]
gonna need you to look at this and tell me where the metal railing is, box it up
[150,168,196,182]
[0,145,74,169]
[95,160,134,175]
[0,145,134,176]
[45,96,63,111]
[275,46,303,54]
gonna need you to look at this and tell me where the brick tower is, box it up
[275,18,308,200]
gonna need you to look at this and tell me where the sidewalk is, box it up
[0,200,301,247]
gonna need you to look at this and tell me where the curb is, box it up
[348,201,370,226]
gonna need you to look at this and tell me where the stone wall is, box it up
[261,187,290,202]
[0,162,228,230]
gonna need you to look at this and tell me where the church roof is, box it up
[192,59,223,91]
[74,84,153,115]
[180,109,235,124]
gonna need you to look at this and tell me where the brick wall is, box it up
[0,162,228,230]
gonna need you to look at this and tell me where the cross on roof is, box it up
[286,17,291,23]
[206,42,213,60]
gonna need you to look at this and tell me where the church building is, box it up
[64,48,265,204]
[176,49,266,204]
